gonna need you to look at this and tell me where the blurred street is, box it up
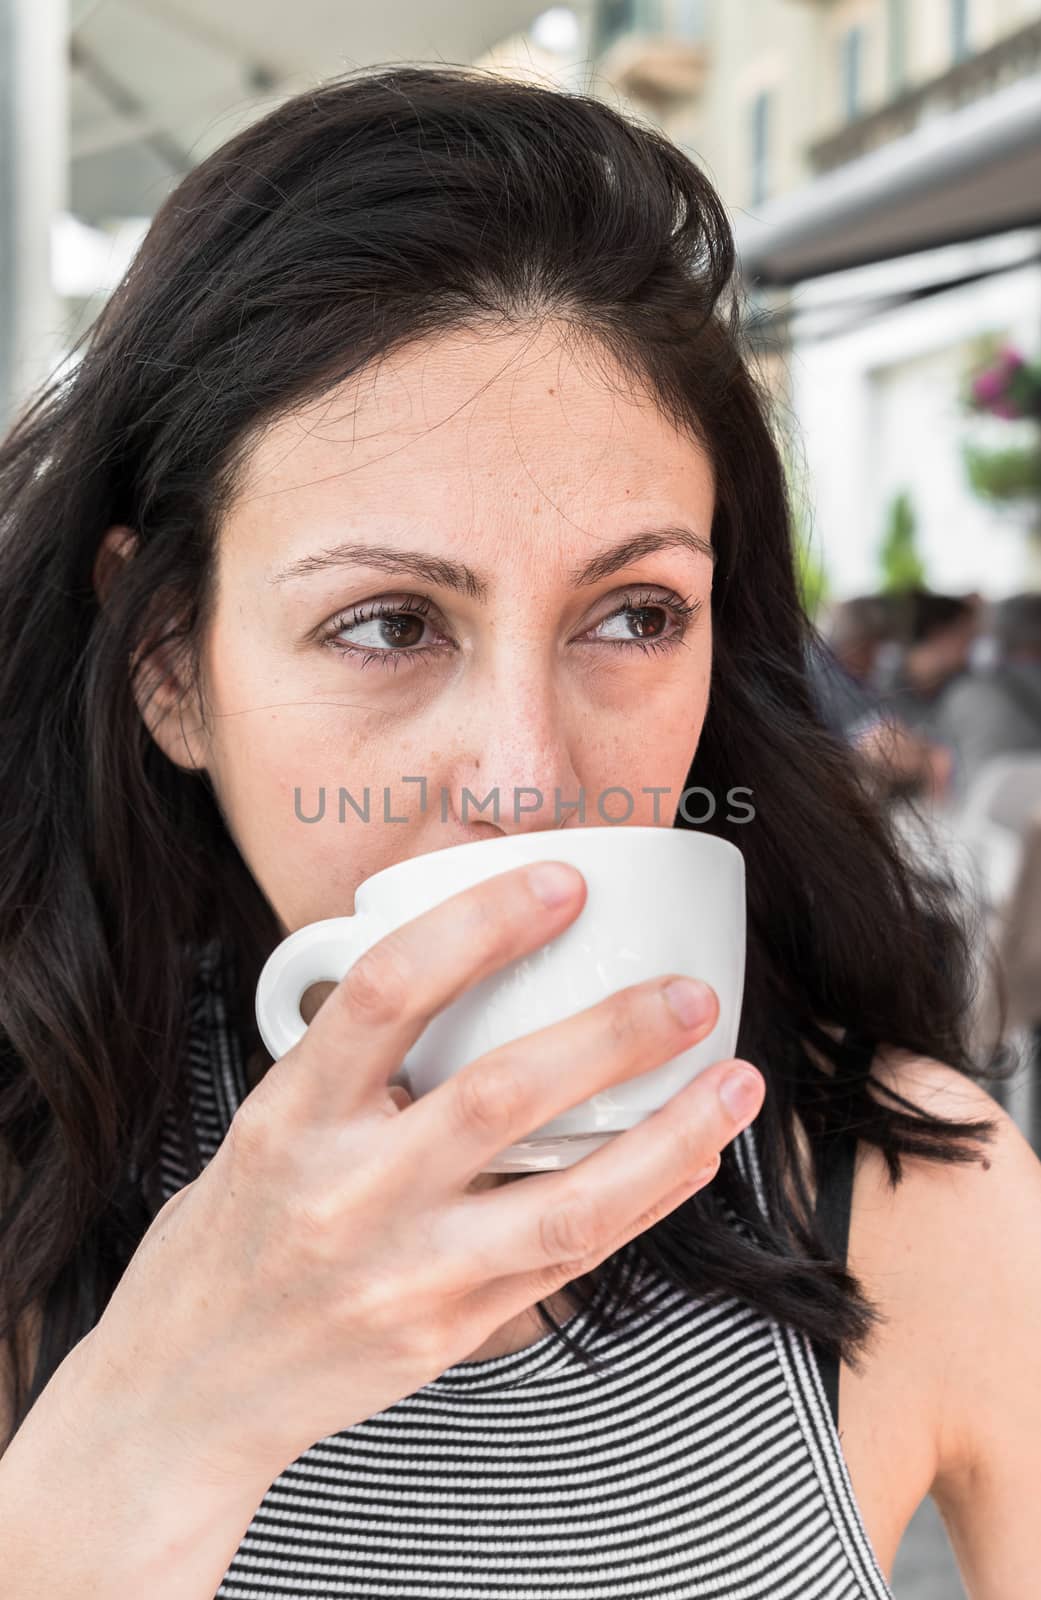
[894,1498,966,1599]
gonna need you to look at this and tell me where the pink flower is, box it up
[972,370,1004,404]
[968,345,1041,420]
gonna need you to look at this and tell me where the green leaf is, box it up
[878,490,926,594]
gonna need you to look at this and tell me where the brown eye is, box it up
[319,594,451,672]
[588,590,700,656]
[337,612,427,650]
[620,605,669,640]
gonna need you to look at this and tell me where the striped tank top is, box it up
[159,940,895,1600]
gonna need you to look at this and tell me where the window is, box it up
[750,90,770,208]
[840,26,863,122]
[950,0,970,62]
[886,0,907,93]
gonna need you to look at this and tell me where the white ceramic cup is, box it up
[254,825,746,1173]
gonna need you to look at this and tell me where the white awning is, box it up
[734,70,1041,287]
[67,0,574,225]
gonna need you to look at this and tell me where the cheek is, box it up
[215,706,353,823]
[210,708,399,929]
[203,619,385,802]
[586,679,708,815]
[204,680,448,914]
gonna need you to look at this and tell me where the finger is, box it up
[432,1057,763,1309]
[458,1163,719,1339]
[275,860,587,1120]
[395,970,722,1192]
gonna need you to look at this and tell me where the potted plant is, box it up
[878,489,926,594]
[959,339,1041,585]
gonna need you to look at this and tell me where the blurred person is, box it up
[877,590,981,739]
[824,594,894,689]
[934,592,1041,801]
[808,632,953,803]
[967,600,1001,673]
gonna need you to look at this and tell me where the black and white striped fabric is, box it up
[159,941,894,1600]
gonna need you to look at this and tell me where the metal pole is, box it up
[0,0,68,433]
[0,0,16,429]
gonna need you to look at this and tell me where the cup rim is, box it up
[357,823,744,898]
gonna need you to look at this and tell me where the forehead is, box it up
[223,322,715,573]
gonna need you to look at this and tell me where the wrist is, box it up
[0,1330,278,1597]
[73,1321,290,1489]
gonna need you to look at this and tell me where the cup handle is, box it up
[254,912,383,1062]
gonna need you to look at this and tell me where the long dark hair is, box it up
[0,62,1009,1447]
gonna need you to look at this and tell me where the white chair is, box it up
[889,759,1041,1145]
[970,811,1041,1149]
[948,754,1041,913]
[902,758,1041,1148]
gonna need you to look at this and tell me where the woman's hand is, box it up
[82,860,765,1479]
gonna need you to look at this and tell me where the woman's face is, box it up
[128,321,715,936]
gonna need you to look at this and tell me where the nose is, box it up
[446,673,584,837]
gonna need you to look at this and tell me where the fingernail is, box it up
[719,1066,764,1122]
[662,977,714,1028]
[528,861,580,907]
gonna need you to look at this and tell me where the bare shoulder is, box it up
[869,1045,1009,1135]
[857,1047,1041,1478]
[855,1047,1041,1590]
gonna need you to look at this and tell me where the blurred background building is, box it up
[588,0,1041,599]
[5,1,1040,597]
[3,8,1040,1590]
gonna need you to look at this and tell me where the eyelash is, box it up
[318,588,702,673]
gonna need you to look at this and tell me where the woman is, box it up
[0,64,1037,1599]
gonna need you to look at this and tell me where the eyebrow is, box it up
[268,526,715,598]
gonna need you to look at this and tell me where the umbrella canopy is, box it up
[69,0,564,225]
[735,66,1041,288]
